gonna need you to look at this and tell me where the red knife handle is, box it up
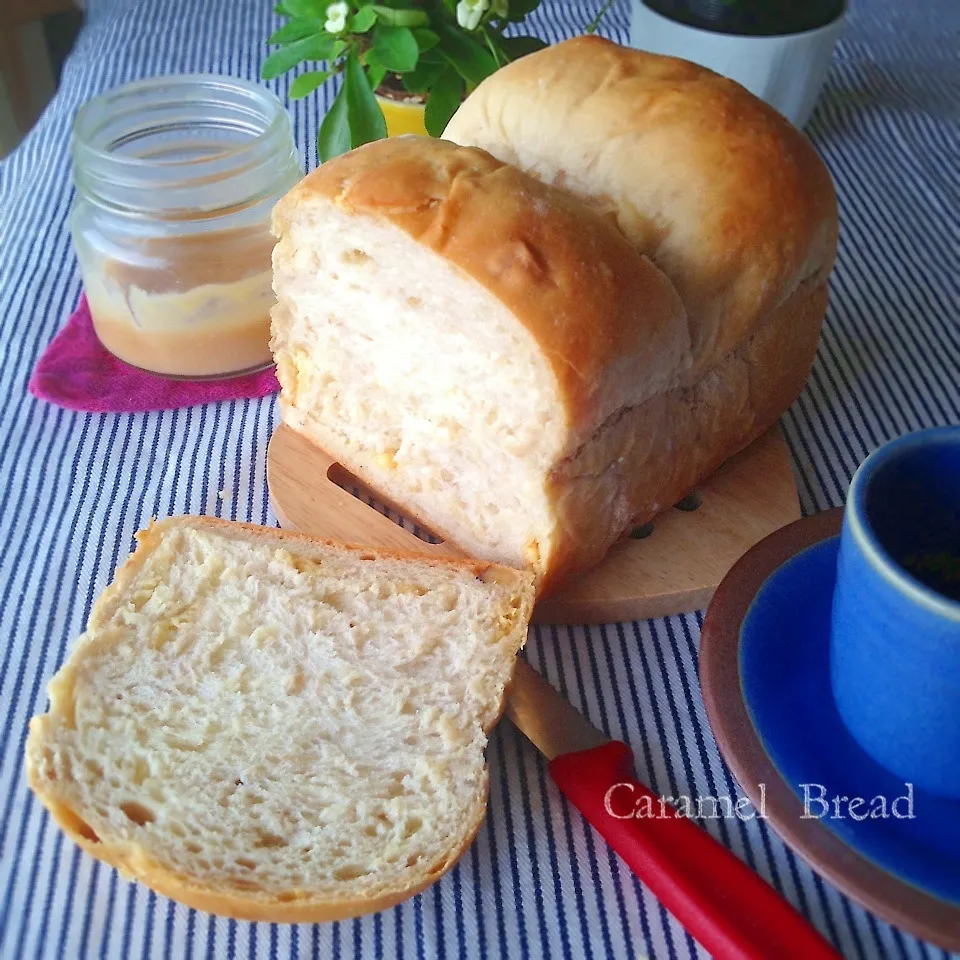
[548,741,840,960]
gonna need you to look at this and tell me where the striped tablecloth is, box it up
[1,0,957,957]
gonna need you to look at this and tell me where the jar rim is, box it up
[73,74,287,167]
[72,74,298,215]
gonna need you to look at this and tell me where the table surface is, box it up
[0,0,957,958]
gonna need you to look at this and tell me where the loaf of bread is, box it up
[271,43,837,591]
[26,517,534,921]
[271,135,686,590]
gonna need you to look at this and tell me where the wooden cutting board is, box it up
[267,424,800,624]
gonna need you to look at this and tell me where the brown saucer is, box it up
[700,509,960,951]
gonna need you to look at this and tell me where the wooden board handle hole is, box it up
[674,491,704,512]
[325,461,445,546]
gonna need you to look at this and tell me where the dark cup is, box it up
[831,427,960,798]
[642,0,844,36]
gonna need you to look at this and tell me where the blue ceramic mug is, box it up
[831,426,960,798]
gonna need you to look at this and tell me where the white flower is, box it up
[325,1,349,34]
[491,0,508,17]
[456,0,488,31]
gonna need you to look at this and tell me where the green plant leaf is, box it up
[268,18,322,45]
[289,69,335,98]
[435,23,496,86]
[424,66,463,137]
[318,82,351,162]
[412,28,440,51]
[370,6,430,27]
[417,47,447,64]
[498,35,548,61]
[505,0,540,21]
[348,6,378,32]
[261,33,336,79]
[283,0,330,17]
[481,27,504,67]
[372,25,420,72]
[364,49,388,90]
[585,0,617,33]
[344,50,388,148]
[402,58,446,93]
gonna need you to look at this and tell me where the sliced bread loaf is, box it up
[25,517,534,922]
[270,135,686,592]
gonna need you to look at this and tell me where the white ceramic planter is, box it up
[629,0,844,128]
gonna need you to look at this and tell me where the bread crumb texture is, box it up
[26,521,532,919]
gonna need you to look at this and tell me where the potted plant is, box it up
[629,0,846,127]
[262,0,549,160]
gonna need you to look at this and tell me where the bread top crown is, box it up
[444,36,839,371]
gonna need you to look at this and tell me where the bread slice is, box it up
[25,517,534,922]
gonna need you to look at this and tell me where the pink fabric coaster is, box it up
[29,295,280,413]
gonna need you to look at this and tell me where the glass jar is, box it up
[70,75,303,379]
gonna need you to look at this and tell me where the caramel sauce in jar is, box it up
[70,77,302,379]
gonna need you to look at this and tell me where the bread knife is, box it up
[506,660,840,960]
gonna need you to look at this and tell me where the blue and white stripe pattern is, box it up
[0,0,957,956]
